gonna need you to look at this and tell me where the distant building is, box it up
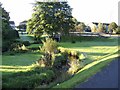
[9,21,16,30]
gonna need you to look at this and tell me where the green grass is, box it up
[18,34,35,43]
[59,38,118,63]
[2,34,119,88]
[52,54,118,88]
[2,53,41,75]
[51,37,119,88]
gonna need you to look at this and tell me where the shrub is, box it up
[3,29,19,40]
[2,67,56,88]
[53,55,64,70]
[45,70,55,83]
[41,38,58,54]
[115,26,120,34]
[2,41,11,52]
[39,38,58,67]
[9,43,28,53]
[52,53,68,70]
[71,41,76,43]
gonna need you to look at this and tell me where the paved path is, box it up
[75,58,119,88]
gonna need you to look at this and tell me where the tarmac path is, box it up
[75,58,119,88]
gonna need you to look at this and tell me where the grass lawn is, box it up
[52,37,119,88]
[2,53,41,75]
[18,34,35,43]
[1,34,119,88]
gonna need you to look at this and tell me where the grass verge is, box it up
[51,53,118,88]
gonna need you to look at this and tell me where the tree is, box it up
[1,4,19,40]
[41,38,58,66]
[115,26,120,34]
[91,24,97,33]
[26,1,75,39]
[97,23,104,33]
[108,22,118,33]
[1,4,19,52]
[75,22,86,32]
[17,20,27,32]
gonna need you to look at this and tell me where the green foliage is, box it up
[8,42,28,54]
[115,26,120,34]
[108,22,118,32]
[17,20,27,31]
[1,5,19,52]
[75,22,86,32]
[2,40,11,52]
[52,53,68,70]
[91,24,97,32]
[3,29,19,40]
[53,47,85,74]
[1,5,19,40]
[38,38,58,67]
[27,1,75,39]
[3,67,56,88]
[41,38,58,54]
[97,23,105,33]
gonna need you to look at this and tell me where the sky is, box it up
[0,0,119,26]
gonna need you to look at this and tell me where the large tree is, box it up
[75,22,86,32]
[27,1,75,38]
[108,22,118,33]
[1,4,19,40]
[17,20,27,32]
[97,23,105,33]
[1,3,19,52]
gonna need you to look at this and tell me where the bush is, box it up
[3,29,19,40]
[45,70,55,83]
[2,41,11,52]
[9,43,28,53]
[115,26,120,34]
[71,41,76,43]
[3,67,56,88]
[53,53,68,70]
[41,38,58,54]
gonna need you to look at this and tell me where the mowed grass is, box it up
[2,34,41,75]
[52,37,119,88]
[2,53,41,75]
[18,34,35,43]
[59,38,118,63]
[1,34,119,88]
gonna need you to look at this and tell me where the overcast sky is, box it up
[0,0,119,26]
